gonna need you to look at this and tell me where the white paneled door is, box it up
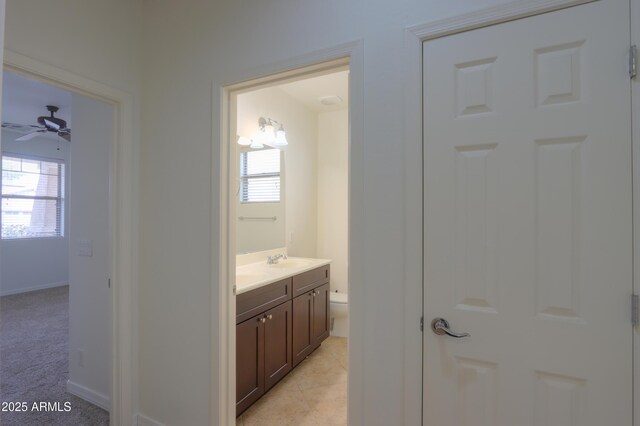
[423,1,633,425]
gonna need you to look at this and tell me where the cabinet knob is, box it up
[267,314,273,320]
[259,317,266,323]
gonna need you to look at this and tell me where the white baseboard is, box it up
[0,281,68,297]
[66,380,110,411]
[136,413,166,426]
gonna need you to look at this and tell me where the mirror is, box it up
[236,146,285,254]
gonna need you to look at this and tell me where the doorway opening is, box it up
[0,49,136,425]
[0,69,112,425]
[222,58,352,425]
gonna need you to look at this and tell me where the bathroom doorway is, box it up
[221,58,355,425]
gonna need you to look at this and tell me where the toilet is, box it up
[329,291,348,338]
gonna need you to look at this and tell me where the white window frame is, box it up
[239,148,282,204]
[1,152,66,240]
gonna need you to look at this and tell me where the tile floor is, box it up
[237,336,348,426]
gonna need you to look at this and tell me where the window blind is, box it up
[240,149,281,203]
[1,154,65,239]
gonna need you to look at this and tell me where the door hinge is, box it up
[420,316,424,332]
[632,294,639,326]
[630,45,637,79]
[233,284,237,296]
[108,278,111,289]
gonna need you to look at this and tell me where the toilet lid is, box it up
[330,292,348,304]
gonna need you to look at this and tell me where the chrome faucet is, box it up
[267,253,287,264]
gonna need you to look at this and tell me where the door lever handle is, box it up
[431,318,470,338]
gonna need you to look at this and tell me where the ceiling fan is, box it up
[2,105,71,142]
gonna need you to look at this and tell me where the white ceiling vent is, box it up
[318,95,343,106]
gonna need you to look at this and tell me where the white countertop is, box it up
[236,257,331,295]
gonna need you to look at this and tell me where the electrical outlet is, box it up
[78,349,84,367]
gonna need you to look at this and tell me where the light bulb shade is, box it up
[253,131,266,143]
[264,125,276,143]
[275,130,288,146]
[250,140,264,149]
[249,131,265,149]
[237,136,252,146]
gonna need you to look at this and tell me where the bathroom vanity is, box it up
[235,261,330,416]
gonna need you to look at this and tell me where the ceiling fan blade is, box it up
[60,131,71,142]
[43,118,61,130]
[15,131,44,142]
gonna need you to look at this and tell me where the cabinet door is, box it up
[236,314,264,416]
[292,292,314,367]
[264,301,293,391]
[312,282,330,348]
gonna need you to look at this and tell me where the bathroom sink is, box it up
[235,256,331,294]
[268,258,314,269]
[236,272,266,287]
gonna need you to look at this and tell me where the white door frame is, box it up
[632,0,640,422]
[404,0,638,424]
[215,41,364,426]
[1,50,137,426]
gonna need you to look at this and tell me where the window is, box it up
[240,148,281,203]
[1,154,65,239]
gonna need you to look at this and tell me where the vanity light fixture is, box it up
[249,131,265,149]
[237,117,288,149]
[237,136,252,146]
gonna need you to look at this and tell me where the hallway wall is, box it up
[139,1,517,424]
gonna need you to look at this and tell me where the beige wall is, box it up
[5,0,142,96]
[68,93,113,407]
[139,1,517,424]
[317,109,349,294]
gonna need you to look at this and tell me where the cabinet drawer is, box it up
[237,278,292,324]
[292,265,330,298]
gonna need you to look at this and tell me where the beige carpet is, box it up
[0,286,109,426]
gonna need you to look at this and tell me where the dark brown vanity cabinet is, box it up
[263,301,293,390]
[292,265,330,367]
[236,278,293,416]
[236,265,330,415]
[292,290,313,366]
[312,282,330,347]
[236,312,264,414]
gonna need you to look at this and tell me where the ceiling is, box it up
[2,71,72,139]
[277,70,349,113]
